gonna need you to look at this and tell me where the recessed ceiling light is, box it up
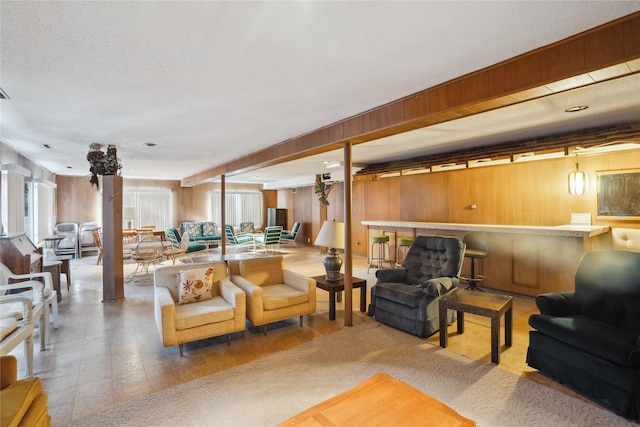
[145,143,157,147]
[66,166,72,169]
[565,105,588,112]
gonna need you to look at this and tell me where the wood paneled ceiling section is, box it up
[181,12,640,187]
[355,122,640,177]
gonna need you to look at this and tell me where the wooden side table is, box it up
[312,274,367,320]
[439,288,513,364]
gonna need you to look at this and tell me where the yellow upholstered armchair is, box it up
[0,355,50,427]
[229,256,316,334]
[154,261,246,356]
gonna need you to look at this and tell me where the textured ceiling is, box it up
[1,1,639,186]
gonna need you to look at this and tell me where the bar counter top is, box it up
[361,220,610,238]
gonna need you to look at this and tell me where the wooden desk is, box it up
[278,373,476,427]
[439,289,513,364]
[312,274,367,320]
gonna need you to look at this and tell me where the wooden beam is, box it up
[181,12,640,187]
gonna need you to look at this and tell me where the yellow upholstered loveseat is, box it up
[229,256,316,334]
[0,355,50,427]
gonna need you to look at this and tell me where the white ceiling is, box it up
[1,1,639,188]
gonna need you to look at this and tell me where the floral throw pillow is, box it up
[178,268,215,304]
[187,223,202,237]
[202,222,217,236]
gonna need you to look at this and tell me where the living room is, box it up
[2,2,640,426]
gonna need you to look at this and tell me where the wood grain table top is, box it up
[277,373,476,427]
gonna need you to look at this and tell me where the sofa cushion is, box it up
[239,257,285,287]
[262,284,308,310]
[529,314,640,368]
[175,296,235,330]
[201,222,217,236]
[0,318,17,341]
[0,303,23,321]
[374,283,424,309]
[178,268,214,305]
[186,223,202,237]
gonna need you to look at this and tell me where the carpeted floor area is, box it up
[65,319,630,427]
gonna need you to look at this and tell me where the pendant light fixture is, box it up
[568,155,589,195]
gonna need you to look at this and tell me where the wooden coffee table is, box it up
[312,274,367,321]
[278,373,476,426]
[439,288,513,364]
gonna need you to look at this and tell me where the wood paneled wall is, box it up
[56,149,639,259]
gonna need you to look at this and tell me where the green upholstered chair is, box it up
[254,226,283,254]
[224,225,254,253]
[166,228,207,256]
[280,222,301,247]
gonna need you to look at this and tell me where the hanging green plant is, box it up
[315,174,334,206]
[87,144,122,190]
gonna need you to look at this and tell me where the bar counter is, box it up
[362,220,611,296]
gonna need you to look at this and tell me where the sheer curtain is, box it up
[211,192,262,228]
[122,190,172,230]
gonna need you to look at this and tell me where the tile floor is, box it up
[8,244,578,424]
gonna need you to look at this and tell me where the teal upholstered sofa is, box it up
[180,221,221,246]
[527,250,640,420]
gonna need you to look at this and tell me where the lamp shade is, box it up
[568,162,590,196]
[314,221,345,249]
[123,207,136,219]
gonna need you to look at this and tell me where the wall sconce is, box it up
[568,156,590,196]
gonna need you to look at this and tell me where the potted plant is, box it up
[87,144,122,189]
[315,174,334,206]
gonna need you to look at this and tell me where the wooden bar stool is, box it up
[395,237,414,268]
[368,234,391,273]
[461,231,488,291]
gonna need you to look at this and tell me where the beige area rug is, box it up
[65,320,630,427]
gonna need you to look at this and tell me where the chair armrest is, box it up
[535,292,582,316]
[0,281,45,304]
[220,278,246,330]
[375,269,408,283]
[7,272,52,290]
[154,287,177,346]
[283,270,315,294]
[283,271,316,310]
[220,279,246,310]
[423,277,459,297]
[0,356,18,390]
[230,275,264,324]
[0,296,33,322]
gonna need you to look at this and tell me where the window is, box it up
[211,192,262,228]
[122,189,172,230]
